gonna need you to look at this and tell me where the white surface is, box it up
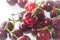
[0,0,53,40]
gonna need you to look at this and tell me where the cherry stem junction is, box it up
[4,18,18,39]
[31,1,44,16]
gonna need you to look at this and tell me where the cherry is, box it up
[7,0,17,5]
[34,23,43,29]
[0,29,7,40]
[24,2,36,12]
[17,35,31,40]
[50,10,57,18]
[17,0,28,8]
[22,12,37,25]
[19,22,31,32]
[55,0,60,8]
[35,7,45,22]
[40,17,51,26]
[43,0,54,12]
[51,17,60,30]
[31,28,37,36]
[36,30,51,40]
[0,21,14,32]
[10,29,23,40]
[52,29,60,40]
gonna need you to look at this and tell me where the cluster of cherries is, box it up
[0,0,60,40]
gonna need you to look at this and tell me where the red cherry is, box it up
[24,2,36,12]
[36,30,51,40]
[43,1,54,12]
[31,28,37,36]
[17,35,31,40]
[50,10,57,18]
[19,22,31,32]
[22,12,37,25]
[40,17,51,26]
[51,17,60,30]
[17,0,28,8]
[10,29,23,39]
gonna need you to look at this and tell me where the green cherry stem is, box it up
[36,25,52,32]
[11,13,20,16]
[36,27,48,31]
[53,7,60,10]
[9,18,22,23]
[53,7,59,16]
[53,7,60,18]
[4,18,18,39]
[57,15,60,18]
[31,1,44,16]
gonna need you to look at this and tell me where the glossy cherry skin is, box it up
[22,12,37,25]
[19,22,31,32]
[17,0,28,8]
[52,29,60,40]
[55,0,60,8]
[0,21,14,32]
[0,29,7,40]
[31,28,37,36]
[17,35,31,40]
[35,7,45,22]
[43,1,54,12]
[36,30,51,40]
[10,29,23,40]
[24,2,36,12]
[50,10,57,18]
[51,17,60,30]
[7,0,17,5]
[40,17,51,26]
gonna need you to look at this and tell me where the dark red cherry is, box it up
[22,12,37,25]
[31,28,37,36]
[35,7,45,22]
[10,29,23,40]
[40,17,51,26]
[50,10,57,18]
[17,35,31,40]
[34,23,43,29]
[55,0,60,8]
[51,17,60,30]
[19,22,31,32]
[0,21,14,31]
[36,30,51,40]
[52,29,60,40]
[0,29,7,40]
[43,1,54,12]
[17,0,28,8]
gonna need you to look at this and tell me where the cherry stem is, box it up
[31,1,44,16]
[4,18,18,39]
[57,15,60,18]
[36,25,52,31]
[9,18,22,23]
[53,7,60,17]
[11,13,20,16]
[36,27,48,31]
[53,7,60,10]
